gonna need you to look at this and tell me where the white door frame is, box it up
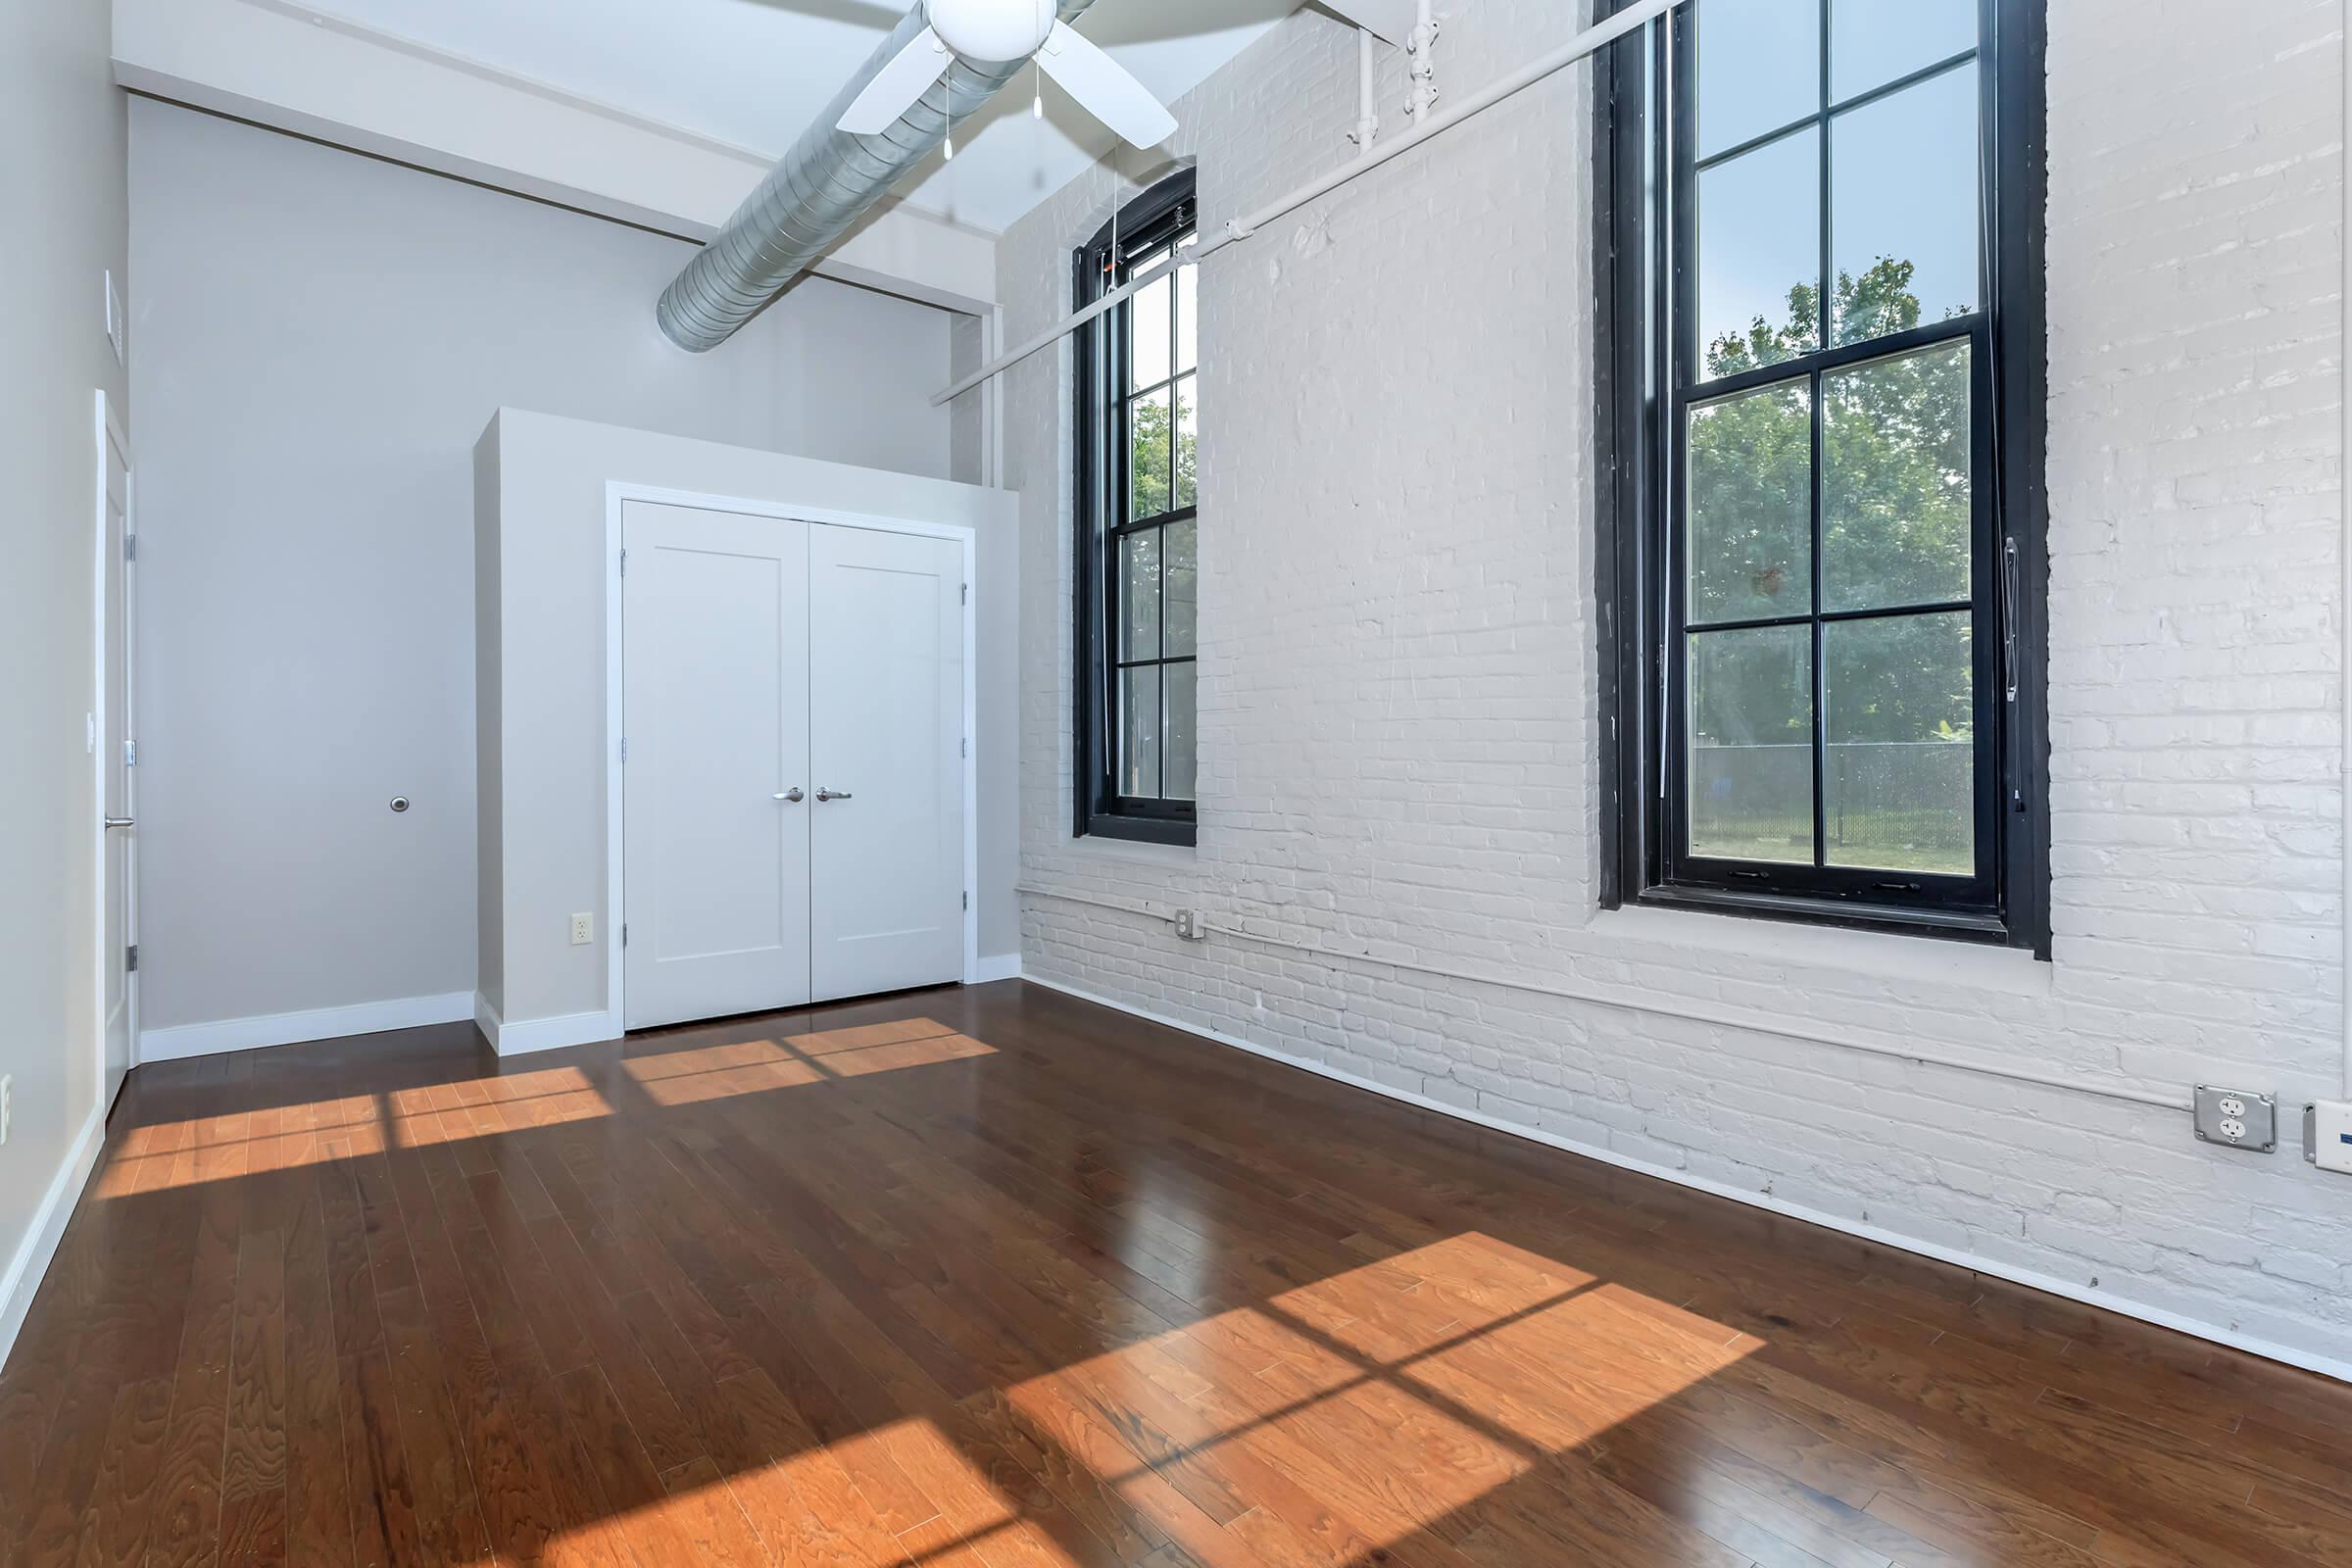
[604,481,979,1036]
[92,390,137,1086]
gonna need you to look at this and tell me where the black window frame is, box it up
[1073,170,1200,847]
[1595,0,2050,953]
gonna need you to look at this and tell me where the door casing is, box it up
[92,390,137,1106]
[605,481,978,1038]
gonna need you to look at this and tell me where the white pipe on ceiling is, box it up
[931,0,1683,406]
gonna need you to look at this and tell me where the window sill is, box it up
[1593,900,2052,998]
[1078,814,1196,852]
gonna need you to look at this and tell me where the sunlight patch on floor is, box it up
[622,1021,997,1104]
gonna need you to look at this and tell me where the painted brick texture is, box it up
[996,0,2352,1365]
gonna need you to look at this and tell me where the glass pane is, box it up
[1173,375,1198,510]
[1121,666,1161,799]
[1690,624,1813,864]
[1825,612,1974,874]
[1831,0,1976,101]
[1120,530,1160,662]
[1688,377,1813,623]
[1130,258,1172,390]
[1130,386,1171,518]
[1163,663,1198,803]
[1831,65,1978,347]
[1698,127,1821,376]
[1824,340,1972,612]
[1176,261,1199,373]
[1696,0,1822,159]
[1163,517,1197,658]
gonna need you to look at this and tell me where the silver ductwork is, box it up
[659,0,1098,353]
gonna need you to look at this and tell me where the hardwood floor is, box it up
[5,978,2350,1567]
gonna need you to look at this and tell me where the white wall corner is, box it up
[486,1010,622,1058]
[0,1104,106,1377]
[967,954,1024,985]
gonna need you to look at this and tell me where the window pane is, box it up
[1698,127,1821,376]
[1831,65,1978,347]
[1825,612,1973,874]
[1121,666,1161,798]
[1176,262,1198,373]
[1688,377,1813,623]
[1130,386,1171,518]
[1690,624,1814,864]
[1831,0,1976,102]
[1696,0,1822,159]
[1163,663,1197,803]
[1824,340,1972,612]
[1130,262,1172,390]
[1163,517,1197,658]
[1120,529,1160,662]
[1173,374,1198,510]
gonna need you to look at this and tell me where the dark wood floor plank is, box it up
[6,985,2351,1567]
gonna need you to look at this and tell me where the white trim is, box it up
[0,1104,107,1376]
[91,391,135,1100]
[476,999,617,1058]
[2341,15,2351,1100]
[967,954,1024,985]
[1019,971,2352,1387]
[137,991,474,1063]
[606,482,984,1036]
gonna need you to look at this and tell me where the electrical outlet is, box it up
[569,912,594,946]
[2306,1101,2352,1175]
[2193,1084,2276,1152]
[1,1074,12,1147]
[1173,909,1207,941]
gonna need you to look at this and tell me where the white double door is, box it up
[622,502,965,1031]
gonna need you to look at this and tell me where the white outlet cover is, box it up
[2308,1100,2352,1175]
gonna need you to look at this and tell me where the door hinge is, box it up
[622,924,629,949]
[123,534,137,563]
[962,891,969,911]
[619,737,629,763]
[619,548,628,577]
[960,582,969,606]
[961,736,969,759]
[124,943,138,973]
[124,740,136,767]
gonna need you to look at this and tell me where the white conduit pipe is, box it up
[933,0,1682,406]
[2342,20,2351,1099]
[1017,883,2195,1112]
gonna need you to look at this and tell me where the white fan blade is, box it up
[1037,21,1178,148]
[838,24,950,135]
[1307,0,1413,45]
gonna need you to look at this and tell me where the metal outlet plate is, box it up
[2193,1085,2276,1153]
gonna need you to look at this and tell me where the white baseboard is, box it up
[1020,971,2352,1388]
[137,991,475,1064]
[966,954,1024,985]
[476,998,620,1057]
[0,1102,106,1377]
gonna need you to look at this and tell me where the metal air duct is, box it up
[658,0,1098,353]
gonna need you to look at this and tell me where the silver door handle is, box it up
[815,788,853,802]
[104,817,134,830]
[774,788,804,803]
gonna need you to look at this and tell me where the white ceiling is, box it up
[300,0,1299,234]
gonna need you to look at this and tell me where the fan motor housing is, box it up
[929,0,1054,64]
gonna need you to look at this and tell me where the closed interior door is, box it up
[809,524,965,1001]
[100,403,135,1109]
[622,503,811,1030]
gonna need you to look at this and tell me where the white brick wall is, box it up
[997,0,2352,1369]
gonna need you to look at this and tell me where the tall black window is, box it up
[1596,0,2048,950]
[1074,172,1200,845]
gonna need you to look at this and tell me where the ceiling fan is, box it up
[836,0,1417,149]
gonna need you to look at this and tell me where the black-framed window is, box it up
[1596,0,2049,951]
[1074,171,1200,846]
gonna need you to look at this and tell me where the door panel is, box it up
[809,525,965,1001]
[101,406,134,1109]
[623,504,811,1030]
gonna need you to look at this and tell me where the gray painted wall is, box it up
[0,0,130,1357]
[128,98,967,1037]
